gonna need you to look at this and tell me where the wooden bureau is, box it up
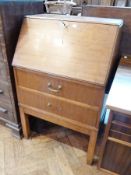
[12,14,123,164]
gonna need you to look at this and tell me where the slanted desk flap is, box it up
[13,14,123,86]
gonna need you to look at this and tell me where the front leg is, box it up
[19,107,30,138]
[87,130,97,164]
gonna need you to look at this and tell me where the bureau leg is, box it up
[20,107,30,138]
[87,130,97,165]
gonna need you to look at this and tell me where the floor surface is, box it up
[0,124,111,175]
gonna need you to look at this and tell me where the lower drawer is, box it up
[18,87,99,127]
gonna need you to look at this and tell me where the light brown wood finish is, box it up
[16,68,104,107]
[13,15,123,164]
[19,107,30,139]
[18,87,99,126]
[87,130,97,164]
[13,15,123,86]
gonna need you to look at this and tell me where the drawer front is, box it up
[0,47,3,62]
[0,60,7,81]
[15,69,104,107]
[0,80,10,100]
[0,106,14,122]
[109,130,131,143]
[0,107,9,120]
[0,83,14,122]
[18,87,99,127]
[0,106,8,118]
[111,121,131,135]
[0,97,13,112]
[0,48,3,62]
[113,112,131,125]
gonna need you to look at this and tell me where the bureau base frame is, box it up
[19,106,98,165]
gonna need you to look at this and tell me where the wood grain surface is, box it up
[13,14,123,164]
[13,15,122,86]
[0,124,112,175]
[16,68,104,108]
[82,6,131,55]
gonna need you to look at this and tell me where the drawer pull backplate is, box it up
[48,82,62,93]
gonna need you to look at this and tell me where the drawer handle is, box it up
[48,82,62,93]
[0,90,3,94]
[47,102,52,107]
[0,107,8,113]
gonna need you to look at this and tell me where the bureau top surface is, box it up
[25,14,123,26]
[13,14,123,86]
[106,65,131,115]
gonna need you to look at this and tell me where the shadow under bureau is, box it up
[12,14,123,164]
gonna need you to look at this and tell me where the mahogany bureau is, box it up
[12,14,123,164]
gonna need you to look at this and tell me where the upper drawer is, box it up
[18,87,99,127]
[15,69,104,107]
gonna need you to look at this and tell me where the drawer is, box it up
[18,87,99,127]
[0,47,3,62]
[0,106,14,122]
[0,98,13,112]
[113,112,131,125]
[0,82,12,111]
[15,69,104,107]
[109,129,131,143]
[0,44,4,62]
[0,60,8,81]
[111,121,131,135]
[0,80,10,100]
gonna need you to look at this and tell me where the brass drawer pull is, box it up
[48,82,62,93]
[0,90,3,94]
[47,102,52,107]
[0,107,8,113]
